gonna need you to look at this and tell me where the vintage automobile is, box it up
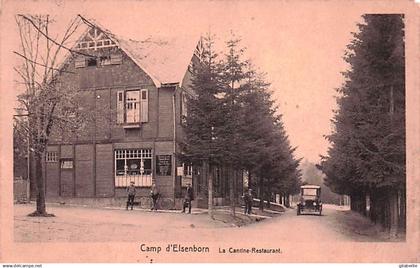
[297,185,322,216]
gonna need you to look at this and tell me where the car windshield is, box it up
[302,188,317,196]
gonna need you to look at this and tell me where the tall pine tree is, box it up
[320,14,405,235]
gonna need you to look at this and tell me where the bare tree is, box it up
[14,14,90,216]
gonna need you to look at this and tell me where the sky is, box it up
[3,0,372,164]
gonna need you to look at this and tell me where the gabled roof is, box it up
[75,16,200,88]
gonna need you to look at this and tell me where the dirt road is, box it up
[14,203,393,242]
[242,204,391,242]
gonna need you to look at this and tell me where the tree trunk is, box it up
[398,189,406,231]
[206,161,214,219]
[369,191,376,223]
[389,189,399,237]
[258,177,264,211]
[34,151,46,215]
[28,149,36,200]
[229,167,235,217]
[285,194,290,208]
[265,194,270,209]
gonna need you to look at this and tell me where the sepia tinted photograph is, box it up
[1,0,419,264]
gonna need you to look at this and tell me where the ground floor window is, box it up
[46,151,58,162]
[115,149,152,187]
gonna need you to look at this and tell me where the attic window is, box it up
[100,56,111,66]
[87,57,97,67]
[99,54,122,66]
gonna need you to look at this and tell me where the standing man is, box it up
[126,181,136,210]
[150,183,159,211]
[243,188,253,214]
[182,183,194,214]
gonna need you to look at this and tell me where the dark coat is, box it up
[126,185,136,196]
[185,186,194,201]
[243,192,252,203]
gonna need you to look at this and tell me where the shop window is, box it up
[115,149,153,187]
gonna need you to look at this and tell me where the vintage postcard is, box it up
[0,0,419,264]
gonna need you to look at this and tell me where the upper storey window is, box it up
[74,53,122,68]
[116,89,149,125]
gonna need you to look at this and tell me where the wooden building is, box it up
[43,18,203,208]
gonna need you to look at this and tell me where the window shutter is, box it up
[117,91,125,124]
[75,56,86,68]
[140,89,148,122]
[110,53,123,65]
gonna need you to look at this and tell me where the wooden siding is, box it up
[95,144,114,197]
[75,144,94,197]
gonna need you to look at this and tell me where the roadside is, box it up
[321,204,406,242]
[54,201,282,226]
[14,203,397,243]
[14,203,283,242]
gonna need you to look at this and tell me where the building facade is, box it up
[43,19,200,208]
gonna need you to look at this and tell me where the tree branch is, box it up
[17,14,96,58]
[13,51,74,74]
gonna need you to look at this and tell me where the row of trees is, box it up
[181,34,302,217]
[319,15,406,236]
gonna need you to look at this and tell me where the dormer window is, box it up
[100,56,111,66]
[87,57,97,67]
[75,53,122,68]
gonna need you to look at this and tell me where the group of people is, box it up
[125,182,160,211]
[126,182,253,215]
[125,181,194,213]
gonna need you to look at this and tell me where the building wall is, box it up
[95,144,114,197]
[45,41,192,207]
[60,145,74,197]
[75,144,95,197]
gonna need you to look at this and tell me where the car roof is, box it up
[301,185,321,189]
